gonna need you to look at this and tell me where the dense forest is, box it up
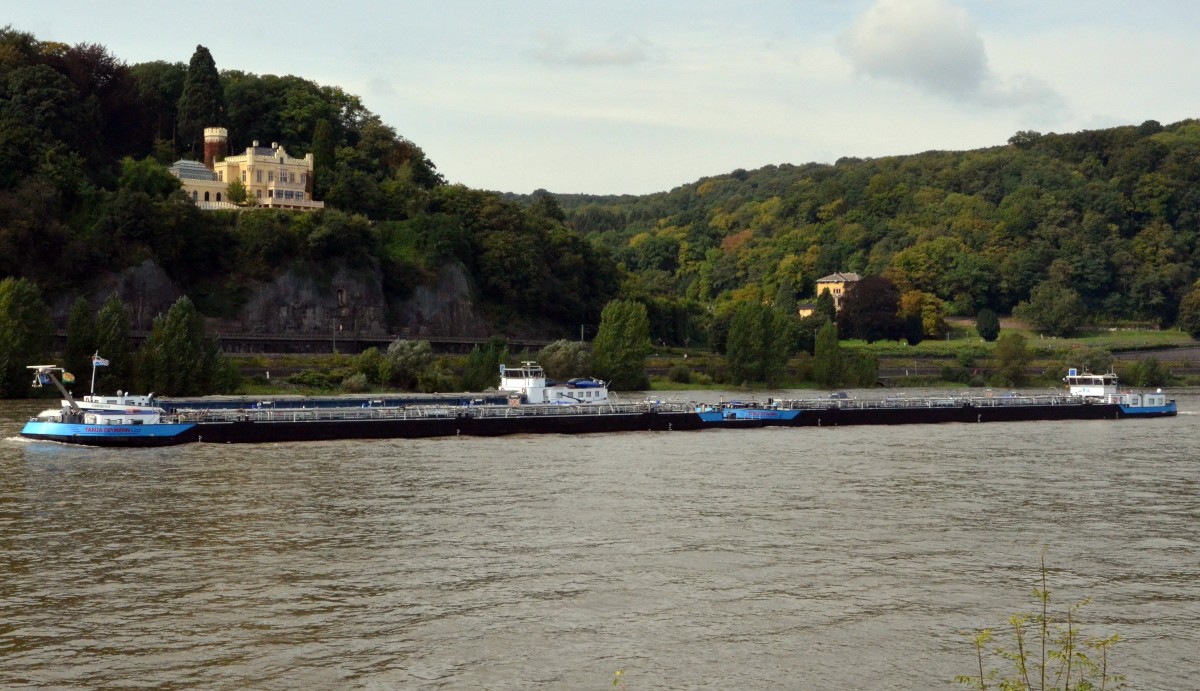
[0,27,617,336]
[537,121,1200,345]
[4,25,1200,357]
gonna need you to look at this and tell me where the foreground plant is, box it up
[956,552,1124,690]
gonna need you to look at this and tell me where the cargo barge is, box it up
[16,365,1175,448]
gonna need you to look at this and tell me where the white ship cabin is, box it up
[1064,370,1119,398]
[498,361,610,405]
[28,365,165,425]
[1063,369,1170,408]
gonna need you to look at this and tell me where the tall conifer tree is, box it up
[176,45,222,155]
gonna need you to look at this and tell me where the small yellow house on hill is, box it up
[169,127,324,212]
[797,272,861,317]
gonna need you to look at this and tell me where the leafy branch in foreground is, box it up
[956,552,1124,690]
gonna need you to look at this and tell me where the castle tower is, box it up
[203,127,229,169]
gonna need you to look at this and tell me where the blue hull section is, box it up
[20,421,196,447]
[1118,402,1177,416]
[697,409,802,423]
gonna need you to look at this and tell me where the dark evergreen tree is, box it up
[176,45,222,155]
[975,308,1001,341]
[812,321,843,388]
[814,290,837,322]
[461,337,508,391]
[137,295,229,396]
[93,293,133,393]
[0,277,53,397]
[726,303,792,385]
[311,118,335,198]
[64,296,96,383]
[592,299,650,390]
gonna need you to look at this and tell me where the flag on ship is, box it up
[92,355,109,367]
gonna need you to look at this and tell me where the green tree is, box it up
[795,313,829,355]
[0,277,53,397]
[118,156,181,198]
[93,293,134,393]
[1175,286,1200,338]
[311,118,335,198]
[814,290,837,322]
[993,332,1030,386]
[811,321,843,388]
[1126,356,1170,387]
[592,299,651,390]
[726,303,792,385]
[138,295,230,396]
[1014,282,1086,337]
[537,339,592,380]
[975,308,1001,342]
[384,339,434,390]
[837,276,904,343]
[225,178,249,205]
[63,296,96,383]
[462,337,508,391]
[176,45,222,154]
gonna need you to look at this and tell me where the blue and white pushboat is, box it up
[1062,369,1177,416]
[20,365,199,446]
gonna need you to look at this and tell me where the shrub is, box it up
[668,364,692,384]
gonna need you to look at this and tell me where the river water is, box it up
[1,392,1197,689]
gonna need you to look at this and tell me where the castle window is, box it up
[256,189,262,198]
[204,191,210,201]
[256,170,262,183]
[268,171,274,182]
[218,171,223,181]
[192,190,198,201]
[216,192,222,202]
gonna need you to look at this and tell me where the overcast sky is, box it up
[8,1,1199,195]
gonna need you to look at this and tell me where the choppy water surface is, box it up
[2,392,1198,689]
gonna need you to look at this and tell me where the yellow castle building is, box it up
[797,272,861,317]
[169,127,324,212]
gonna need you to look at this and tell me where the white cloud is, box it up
[527,32,652,67]
[838,0,1062,111]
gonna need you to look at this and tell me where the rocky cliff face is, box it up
[235,266,390,335]
[391,264,491,338]
[232,262,489,337]
[51,259,183,330]
[58,260,492,339]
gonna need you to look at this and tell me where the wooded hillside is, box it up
[546,121,1200,344]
